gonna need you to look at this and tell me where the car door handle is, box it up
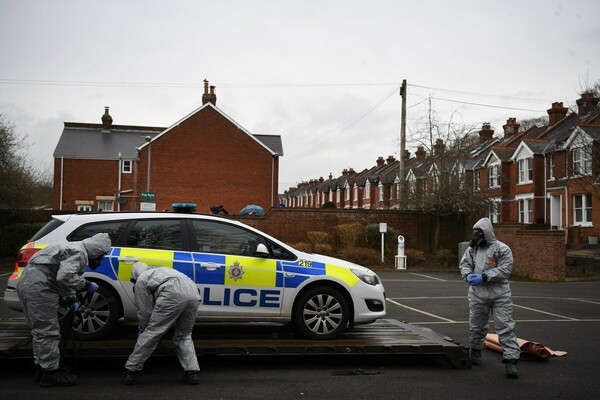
[284,272,296,278]
[199,262,222,271]
[118,256,140,264]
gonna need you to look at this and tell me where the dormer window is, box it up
[518,157,533,184]
[488,164,500,188]
[572,145,592,176]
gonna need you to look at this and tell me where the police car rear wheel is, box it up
[294,286,349,340]
[68,283,119,340]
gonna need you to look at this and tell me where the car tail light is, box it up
[16,246,40,268]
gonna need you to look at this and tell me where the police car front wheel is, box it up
[294,286,349,340]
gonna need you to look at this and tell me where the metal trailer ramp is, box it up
[0,319,470,369]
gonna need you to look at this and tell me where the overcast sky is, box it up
[1,0,599,194]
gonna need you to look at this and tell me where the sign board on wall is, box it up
[140,192,156,211]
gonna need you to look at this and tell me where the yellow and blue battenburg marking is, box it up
[102,249,359,288]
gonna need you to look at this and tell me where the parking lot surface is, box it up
[2,269,599,399]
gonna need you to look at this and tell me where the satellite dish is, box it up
[118,196,128,205]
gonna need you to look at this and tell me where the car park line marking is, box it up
[408,273,447,281]
[408,318,600,325]
[512,304,578,320]
[568,298,600,305]
[386,298,455,322]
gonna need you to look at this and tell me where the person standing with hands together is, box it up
[459,217,520,378]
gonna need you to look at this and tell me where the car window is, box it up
[192,220,263,256]
[68,221,128,245]
[30,218,65,241]
[127,219,183,251]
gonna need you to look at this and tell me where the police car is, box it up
[4,206,386,340]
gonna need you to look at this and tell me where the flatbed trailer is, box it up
[0,318,470,369]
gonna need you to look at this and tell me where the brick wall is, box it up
[239,208,467,255]
[494,223,565,281]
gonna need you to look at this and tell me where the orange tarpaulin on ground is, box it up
[484,333,567,359]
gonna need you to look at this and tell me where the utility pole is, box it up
[398,79,407,207]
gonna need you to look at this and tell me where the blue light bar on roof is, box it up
[172,203,197,213]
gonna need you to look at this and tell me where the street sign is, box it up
[140,191,156,211]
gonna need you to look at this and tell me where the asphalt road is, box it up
[1,269,599,400]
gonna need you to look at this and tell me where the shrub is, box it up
[340,247,381,267]
[435,249,455,268]
[307,231,331,247]
[313,243,334,256]
[292,242,313,253]
[365,223,401,253]
[404,248,425,264]
[334,223,363,250]
[0,222,45,257]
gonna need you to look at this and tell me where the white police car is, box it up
[4,206,386,340]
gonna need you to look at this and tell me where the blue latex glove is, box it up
[467,274,484,286]
[87,282,99,294]
[71,302,81,313]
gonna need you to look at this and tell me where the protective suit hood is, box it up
[473,217,496,243]
[131,262,150,282]
[82,233,111,259]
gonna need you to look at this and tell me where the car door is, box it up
[189,219,283,318]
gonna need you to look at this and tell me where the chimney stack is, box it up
[386,155,396,165]
[202,79,217,105]
[376,156,385,167]
[478,123,494,143]
[576,92,599,118]
[404,150,411,160]
[415,146,426,161]
[101,106,113,131]
[547,102,568,125]
[434,138,445,155]
[502,117,520,139]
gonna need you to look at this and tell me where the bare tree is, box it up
[0,114,53,209]
[405,99,489,251]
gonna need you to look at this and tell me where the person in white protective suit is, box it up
[123,262,201,385]
[17,232,111,387]
[459,217,520,378]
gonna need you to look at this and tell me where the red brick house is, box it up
[53,81,283,214]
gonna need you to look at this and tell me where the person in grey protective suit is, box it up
[17,232,112,387]
[459,217,520,378]
[123,262,201,385]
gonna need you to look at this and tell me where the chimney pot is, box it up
[101,106,113,131]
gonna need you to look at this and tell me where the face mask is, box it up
[88,255,105,270]
[469,230,487,248]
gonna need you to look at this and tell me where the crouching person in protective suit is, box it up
[123,262,201,385]
[17,232,111,387]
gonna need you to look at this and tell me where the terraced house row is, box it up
[281,92,600,244]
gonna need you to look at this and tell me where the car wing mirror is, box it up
[255,243,269,257]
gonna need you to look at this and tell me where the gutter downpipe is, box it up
[272,156,275,208]
[59,157,64,211]
[117,153,122,212]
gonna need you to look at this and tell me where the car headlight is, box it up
[351,269,380,286]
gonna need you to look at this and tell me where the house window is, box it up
[518,158,533,184]
[122,160,132,174]
[548,154,555,180]
[328,190,333,202]
[97,200,114,212]
[489,199,500,223]
[573,194,592,226]
[353,186,358,202]
[378,183,384,202]
[77,204,92,212]
[395,182,400,199]
[336,189,341,203]
[517,197,533,224]
[473,170,481,191]
[345,186,350,201]
[572,146,592,176]
[488,164,500,188]
[365,181,371,199]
